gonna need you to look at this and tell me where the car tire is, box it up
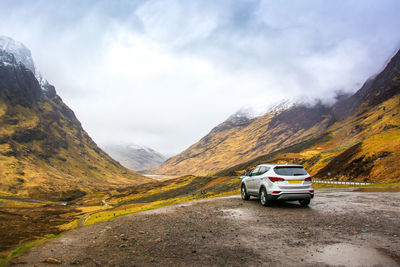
[299,199,310,207]
[259,187,271,207]
[241,185,250,200]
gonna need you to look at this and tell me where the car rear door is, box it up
[253,166,269,192]
[247,167,260,193]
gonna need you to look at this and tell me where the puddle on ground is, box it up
[175,195,239,208]
[140,205,176,215]
[58,237,74,245]
[310,243,397,266]
[219,208,253,219]
[140,196,240,215]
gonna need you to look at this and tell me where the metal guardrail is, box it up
[312,180,373,185]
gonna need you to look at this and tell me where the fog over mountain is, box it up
[101,143,166,172]
[1,0,399,155]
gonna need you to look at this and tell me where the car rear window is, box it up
[274,166,308,176]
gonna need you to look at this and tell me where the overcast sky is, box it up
[1,0,400,155]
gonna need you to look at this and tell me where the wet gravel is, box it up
[7,189,400,266]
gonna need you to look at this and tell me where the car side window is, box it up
[251,167,260,176]
[258,166,270,175]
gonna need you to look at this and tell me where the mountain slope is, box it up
[101,144,166,172]
[154,101,334,175]
[154,49,400,180]
[0,39,150,201]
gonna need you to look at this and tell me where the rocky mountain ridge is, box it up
[0,36,35,74]
[0,36,50,90]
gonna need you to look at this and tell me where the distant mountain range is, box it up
[0,36,150,201]
[101,144,166,173]
[154,49,400,183]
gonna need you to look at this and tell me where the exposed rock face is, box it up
[0,37,149,200]
[0,36,36,74]
[0,50,43,107]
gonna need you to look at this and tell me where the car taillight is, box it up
[269,177,285,182]
[304,176,312,181]
[272,191,281,194]
[309,190,314,193]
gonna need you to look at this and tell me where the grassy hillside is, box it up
[0,50,150,201]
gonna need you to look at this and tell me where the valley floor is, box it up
[7,190,400,266]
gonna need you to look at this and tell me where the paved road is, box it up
[7,190,400,266]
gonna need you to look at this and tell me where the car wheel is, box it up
[241,185,250,200]
[260,188,271,207]
[299,199,310,207]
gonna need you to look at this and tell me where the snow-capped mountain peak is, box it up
[129,143,153,153]
[267,99,295,115]
[0,36,51,91]
[0,36,36,74]
[231,99,294,121]
[232,96,324,122]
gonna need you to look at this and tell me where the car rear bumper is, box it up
[270,193,314,201]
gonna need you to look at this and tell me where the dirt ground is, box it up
[7,189,400,266]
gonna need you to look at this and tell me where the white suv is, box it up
[240,164,314,206]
